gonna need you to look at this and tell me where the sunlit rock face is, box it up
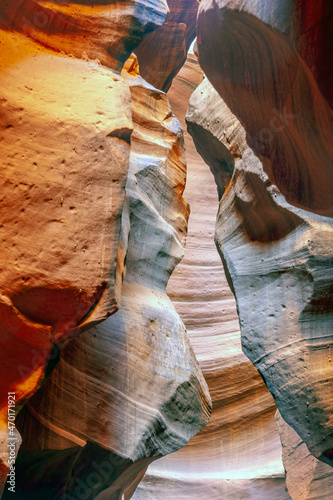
[186,77,333,469]
[0,0,168,70]
[11,56,211,500]
[276,411,333,500]
[0,0,167,489]
[2,1,332,498]
[133,55,290,500]
[197,0,333,216]
[135,0,198,92]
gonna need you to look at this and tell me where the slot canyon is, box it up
[0,1,332,499]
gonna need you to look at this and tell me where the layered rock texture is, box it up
[135,0,199,92]
[5,56,211,499]
[1,0,333,499]
[0,0,168,69]
[0,1,211,496]
[133,55,290,500]
[187,2,333,488]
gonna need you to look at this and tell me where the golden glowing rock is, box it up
[0,0,168,486]
[0,0,168,69]
[12,57,211,498]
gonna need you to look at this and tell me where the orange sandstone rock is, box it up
[11,57,211,499]
[0,0,168,70]
[276,411,333,499]
[0,0,168,487]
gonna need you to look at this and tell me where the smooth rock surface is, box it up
[11,56,211,500]
[135,0,198,92]
[276,411,333,500]
[197,0,333,215]
[0,0,168,70]
[186,76,238,199]
[186,76,333,468]
[0,0,168,488]
[133,55,290,500]
[0,36,131,489]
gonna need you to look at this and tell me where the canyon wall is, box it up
[187,73,333,498]
[135,0,199,92]
[9,55,211,500]
[276,411,333,499]
[0,1,212,497]
[133,54,290,500]
[195,0,333,468]
[1,0,332,499]
[132,9,290,496]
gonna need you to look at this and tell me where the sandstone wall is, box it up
[133,55,290,500]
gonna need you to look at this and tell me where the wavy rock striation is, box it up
[133,55,290,500]
[0,0,168,491]
[197,0,333,215]
[10,56,211,500]
[292,1,333,109]
[0,0,168,70]
[186,76,333,470]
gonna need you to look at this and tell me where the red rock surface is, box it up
[135,0,199,91]
[292,0,333,107]
[197,0,333,215]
